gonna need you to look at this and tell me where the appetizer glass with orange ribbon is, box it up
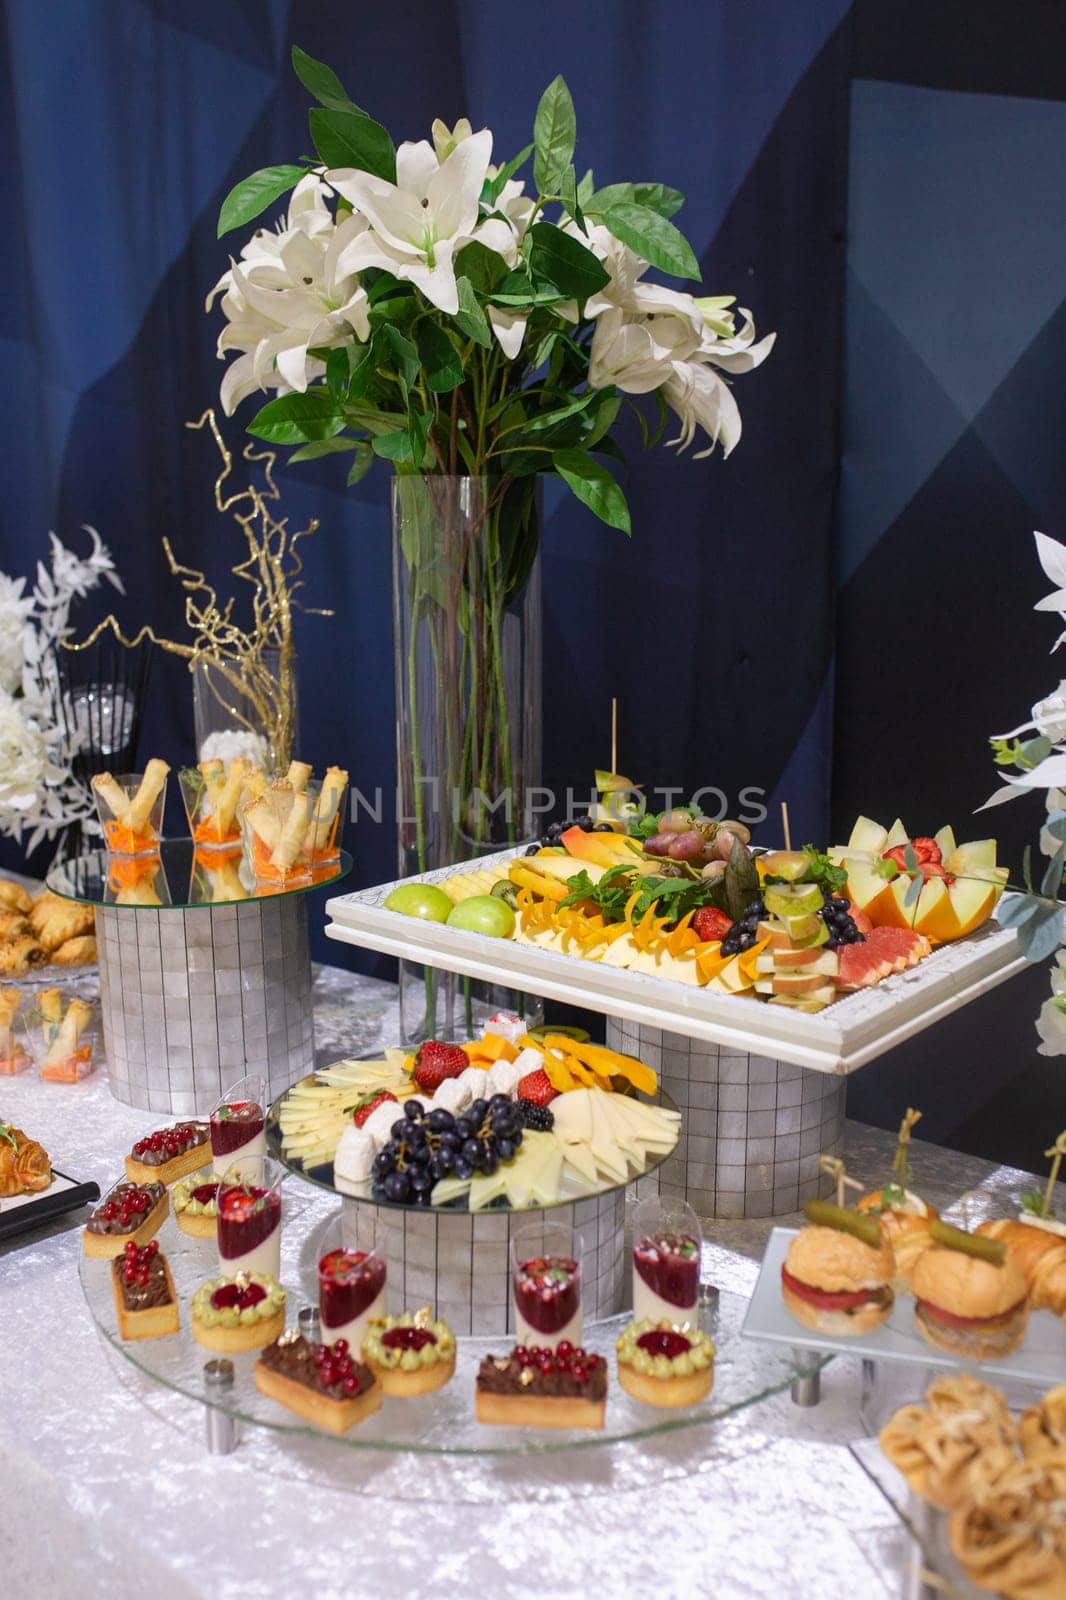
[92,761,169,855]
[0,987,29,1075]
[179,759,256,851]
[240,780,313,883]
[30,989,97,1082]
[304,768,349,867]
[105,855,170,907]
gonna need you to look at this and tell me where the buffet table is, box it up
[1,965,1051,1600]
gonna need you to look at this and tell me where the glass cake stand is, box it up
[46,843,351,1115]
[79,1191,829,1461]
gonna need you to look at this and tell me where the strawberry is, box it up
[517,1068,558,1106]
[692,907,733,943]
[350,1090,397,1129]
[413,1040,468,1094]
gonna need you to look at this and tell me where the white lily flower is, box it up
[663,359,743,458]
[207,175,371,414]
[333,130,501,315]
[697,306,776,375]
[588,307,701,393]
[431,117,473,162]
[488,305,528,360]
[1037,977,1066,1056]
[1041,786,1066,856]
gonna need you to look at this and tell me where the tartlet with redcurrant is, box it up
[190,1272,286,1353]
[615,1319,715,1408]
[475,1340,607,1430]
[255,1331,382,1434]
[171,1174,220,1239]
[362,1310,456,1396]
[111,1239,179,1342]
[82,1181,169,1259]
[125,1121,211,1186]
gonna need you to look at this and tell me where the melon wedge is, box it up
[888,875,961,942]
[847,816,889,855]
[561,826,642,868]
[840,857,899,924]
[884,817,909,848]
[945,840,1004,881]
[947,875,1003,936]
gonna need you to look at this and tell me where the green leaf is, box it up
[217,165,306,238]
[996,893,1045,928]
[291,45,364,114]
[247,390,345,445]
[576,168,596,207]
[903,871,924,909]
[603,201,701,281]
[533,75,576,195]
[325,348,348,399]
[310,108,396,183]
[454,240,509,294]
[487,142,534,203]
[380,324,420,393]
[288,437,357,462]
[371,429,414,462]
[1045,811,1066,844]
[1017,901,1065,962]
[454,277,493,347]
[587,181,685,219]
[586,393,620,448]
[554,448,630,533]
[559,165,586,233]
[346,442,374,485]
[1041,842,1066,901]
[527,223,610,299]
[416,320,464,392]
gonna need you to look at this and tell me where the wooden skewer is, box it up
[819,1154,863,1210]
[1041,1129,1066,1217]
[891,1108,923,1190]
[610,697,618,778]
[781,801,792,852]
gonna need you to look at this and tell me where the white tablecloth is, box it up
[0,967,1045,1600]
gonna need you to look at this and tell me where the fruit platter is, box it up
[267,1014,681,1211]
[326,797,1028,1072]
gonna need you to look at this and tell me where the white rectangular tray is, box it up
[742,1226,1064,1388]
[325,851,1027,1074]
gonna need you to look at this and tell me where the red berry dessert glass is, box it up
[631,1196,703,1326]
[217,1154,283,1279]
[510,1221,584,1353]
[210,1073,267,1174]
[318,1247,387,1356]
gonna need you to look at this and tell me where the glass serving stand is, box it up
[48,841,351,909]
[79,1187,829,1460]
[45,844,352,1116]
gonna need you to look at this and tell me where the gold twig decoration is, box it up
[68,411,332,770]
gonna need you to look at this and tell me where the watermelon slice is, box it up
[836,926,930,991]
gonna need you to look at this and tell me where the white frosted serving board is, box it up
[325,851,1028,1074]
[742,1227,1066,1389]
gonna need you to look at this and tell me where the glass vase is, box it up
[192,646,298,776]
[391,475,543,1045]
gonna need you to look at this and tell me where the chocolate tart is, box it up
[172,1175,219,1239]
[125,1121,211,1186]
[616,1320,715,1409]
[191,1273,286,1353]
[363,1311,456,1397]
[255,1332,382,1434]
[82,1182,168,1259]
[475,1345,607,1430]
[110,1242,179,1341]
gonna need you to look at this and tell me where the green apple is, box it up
[446,895,516,938]
[764,882,822,919]
[384,883,453,922]
[759,849,811,882]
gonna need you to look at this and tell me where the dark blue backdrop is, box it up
[3,0,1064,1166]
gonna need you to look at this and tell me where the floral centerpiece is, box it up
[0,528,123,852]
[209,48,774,1038]
[981,530,1066,1055]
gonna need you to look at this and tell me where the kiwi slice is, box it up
[490,880,519,909]
[928,1219,1006,1264]
[526,1024,590,1045]
[803,1199,883,1250]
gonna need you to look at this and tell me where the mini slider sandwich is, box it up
[781,1199,896,1336]
[912,1222,1030,1360]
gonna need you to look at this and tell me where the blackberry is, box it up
[516,1100,555,1133]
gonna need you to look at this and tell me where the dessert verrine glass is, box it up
[210,1073,267,1173]
[631,1195,703,1325]
[318,1247,387,1355]
[217,1155,283,1278]
[94,772,167,857]
[510,1220,584,1352]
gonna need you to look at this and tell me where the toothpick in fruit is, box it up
[611,697,618,782]
[890,1108,922,1194]
[1033,1129,1066,1219]
[781,801,792,852]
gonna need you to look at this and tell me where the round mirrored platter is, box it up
[47,841,352,910]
